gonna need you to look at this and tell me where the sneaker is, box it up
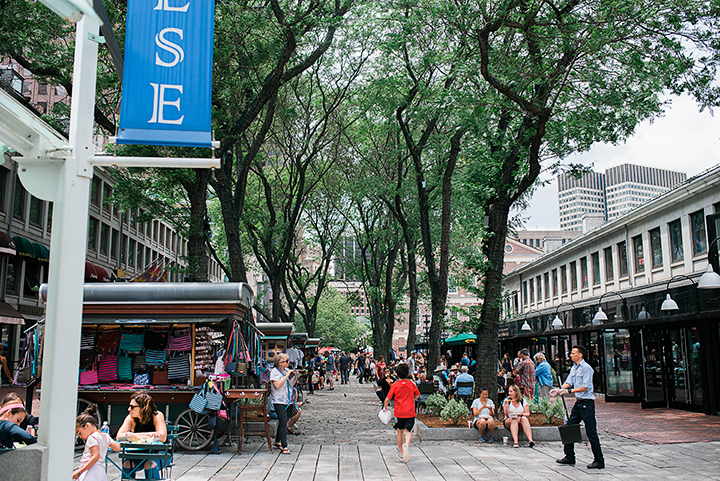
[402,443,409,463]
[488,436,493,444]
[479,435,486,443]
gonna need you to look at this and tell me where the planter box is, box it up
[414,419,587,442]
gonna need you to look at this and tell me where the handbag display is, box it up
[117,352,133,381]
[80,329,97,350]
[97,327,121,350]
[79,359,99,385]
[98,352,119,382]
[12,339,33,386]
[169,329,192,351]
[205,382,223,411]
[119,332,145,353]
[144,329,169,350]
[133,355,147,372]
[167,352,191,381]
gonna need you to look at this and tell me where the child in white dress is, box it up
[73,404,120,481]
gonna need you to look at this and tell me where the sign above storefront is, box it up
[117,0,215,148]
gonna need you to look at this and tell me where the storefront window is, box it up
[690,210,707,256]
[591,252,601,285]
[604,329,633,398]
[668,219,684,262]
[650,227,663,268]
[633,234,644,273]
[618,241,628,277]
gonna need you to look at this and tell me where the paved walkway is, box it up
[79,376,720,480]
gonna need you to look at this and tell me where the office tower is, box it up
[558,171,607,231]
[605,164,686,220]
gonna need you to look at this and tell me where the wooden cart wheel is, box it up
[75,397,102,450]
[174,409,213,451]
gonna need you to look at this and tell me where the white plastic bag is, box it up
[378,408,393,425]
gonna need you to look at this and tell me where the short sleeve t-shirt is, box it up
[81,431,113,465]
[471,398,495,419]
[270,368,290,404]
[387,379,420,419]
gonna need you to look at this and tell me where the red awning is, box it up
[0,302,24,325]
[0,232,15,256]
[85,262,110,283]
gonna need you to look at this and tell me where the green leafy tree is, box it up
[312,287,367,352]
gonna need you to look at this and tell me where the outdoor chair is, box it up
[416,384,437,414]
[455,381,475,408]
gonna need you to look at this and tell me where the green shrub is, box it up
[528,397,565,424]
[425,393,447,416]
[440,399,470,425]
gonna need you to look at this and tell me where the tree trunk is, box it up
[182,170,210,282]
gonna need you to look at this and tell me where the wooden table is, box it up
[225,388,273,454]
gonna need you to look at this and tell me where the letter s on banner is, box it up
[117,0,214,148]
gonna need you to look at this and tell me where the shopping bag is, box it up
[189,384,208,413]
[378,408,393,425]
[206,383,224,411]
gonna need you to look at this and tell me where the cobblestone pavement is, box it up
[75,376,720,480]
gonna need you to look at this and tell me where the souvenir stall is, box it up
[39,282,256,451]
[255,322,295,368]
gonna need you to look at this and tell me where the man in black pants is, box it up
[552,345,604,469]
[339,352,350,384]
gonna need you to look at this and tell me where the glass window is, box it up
[0,168,6,212]
[633,235,644,273]
[552,269,558,297]
[650,228,663,268]
[38,83,48,95]
[6,259,17,294]
[536,276,542,301]
[102,184,112,213]
[668,219,683,262]
[13,177,26,220]
[87,217,98,250]
[99,223,108,255]
[591,252,601,285]
[560,265,567,294]
[604,247,614,281]
[544,273,550,300]
[29,196,43,226]
[618,241,628,277]
[690,210,707,256]
[580,257,588,288]
[110,229,119,260]
[570,261,577,291]
[529,278,535,303]
[128,239,136,267]
[523,281,528,305]
[46,202,53,233]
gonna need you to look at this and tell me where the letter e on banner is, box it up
[117,0,214,147]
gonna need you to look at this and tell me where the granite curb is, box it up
[414,418,588,442]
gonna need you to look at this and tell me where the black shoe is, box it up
[587,461,605,469]
[556,457,576,465]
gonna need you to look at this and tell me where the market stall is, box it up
[256,322,295,367]
[39,282,256,451]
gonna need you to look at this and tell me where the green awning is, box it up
[12,236,35,259]
[261,335,289,340]
[32,243,49,263]
[442,333,477,346]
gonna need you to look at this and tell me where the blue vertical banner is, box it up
[117,0,214,147]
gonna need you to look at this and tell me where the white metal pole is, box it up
[37,12,99,480]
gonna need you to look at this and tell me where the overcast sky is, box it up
[521,94,720,231]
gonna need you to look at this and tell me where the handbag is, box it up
[152,365,169,385]
[558,395,583,444]
[145,349,168,366]
[80,329,97,350]
[12,335,34,386]
[169,329,192,351]
[119,332,145,353]
[117,352,133,381]
[144,329,169,350]
[167,352,191,381]
[98,351,119,382]
[80,348,97,366]
[205,382,223,411]
[79,359,99,385]
[224,322,238,374]
[97,327,121,350]
[133,355,147,372]
[189,384,208,413]
[134,371,150,385]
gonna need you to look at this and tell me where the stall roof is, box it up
[442,333,477,346]
[306,338,321,347]
[82,316,227,325]
[261,335,290,340]
[40,282,254,307]
[256,322,295,337]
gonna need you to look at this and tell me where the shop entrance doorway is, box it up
[640,326,704,412]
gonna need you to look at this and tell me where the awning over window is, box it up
[0,232,16,256]
[85,262,110,283]
[12,236,34,260]
[0,302,25,325]
[32,243,49,263]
